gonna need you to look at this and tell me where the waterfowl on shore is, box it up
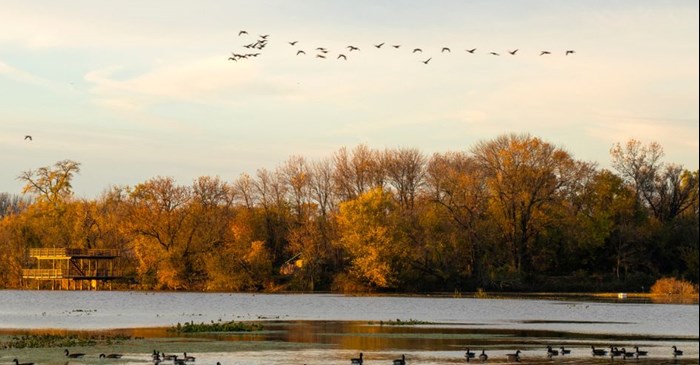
[479,350,488,362]
[506,350,521,362]
[546,346,559,357]
[559,347,571,355]
[634,346,648,357]
[350,352,363,364]
[392,354,406,365]
[183,353,195,362]
[13,359,34,365]
[65,349,85,358]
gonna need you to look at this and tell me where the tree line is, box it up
[0,134,697,292]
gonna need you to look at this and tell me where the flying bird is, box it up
[374,42,385,48]
[441,47,451,53]
[392,45,401,48]
[288,41,298,46]
[316,54,326,58]
[347,45,359,51]
[227,57,237,61]
[466,48,476,53]
[489,52,500,56]
[24,135,32,141]
[337,54,347,60]
[565,50,575,55]
[259,34,269,39]
[422,57,432,64]
[296,50,306,55]
[412,48,422,53]
[540,51,551,55]
[238,30,247,36]
[508,49,518,55]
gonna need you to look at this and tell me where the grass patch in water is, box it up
[374,319,435,326]
[1,333,132,349]
[169,320,263,333]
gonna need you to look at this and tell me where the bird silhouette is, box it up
[100,354,123,359]
[24,135,32,140]
[540,51,551,56]
[672,346,683,357]
[546,346,559,357]
[506,350,521,362]
[591,346,607,356]
[337,54,347,60]
[489,52,500,56]
[350,352,363,364]
[296,50,306,55]
[316,54,326,59]
[347,45,360,51]
[183,353,195,362]
[259,34,269,39]
[422,57,432,64]
[392,354,406,365]
[508,49,518,55]
[392,45,401,48]
[412,48,422,53]
[288,41,298,46]
[565,50,575,55]
[559,347,571,355]
[479,350,488,362]
[374,42,385,48]
[465,348,476,360]
[13,359,34,365]
[238,30,247,36]
[466,48,476,53]
[441,47,451,53]
[65,349,85,358]
[633,346,647,357]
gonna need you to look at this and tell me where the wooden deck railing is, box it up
[22,269,64,278]
[22,268,115,279]
[29,248,119,258]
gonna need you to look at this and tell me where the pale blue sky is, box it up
[1,1,698,198]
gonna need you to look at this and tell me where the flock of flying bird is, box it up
[11,345,687,365]
[228,30,576,65]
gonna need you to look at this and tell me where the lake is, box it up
[0,291,697,364]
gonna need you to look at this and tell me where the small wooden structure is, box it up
[22,248,121,290]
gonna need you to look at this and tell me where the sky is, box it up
[1,1,698,198]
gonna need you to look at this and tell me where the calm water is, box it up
[0,291,697,364]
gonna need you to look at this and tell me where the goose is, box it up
[489,52,500,56]
[465,348,476,360]
[565,50,575,55]
[540,51,551,56]
[392,45,401,48]
[100,354,123,359]
[466,48,476,53]
[350,352,363,364]
[591,346,607,356]
[508,49,518,55]
[315,54,326,59]
[288,41,298,46]
[296,50,306,55]
[65,349,85,358]
[161,353,178,361]
[620,348,636,359]
[392,354,405,365]
[633,346,648,357]
[506,350,521,362]
[337,54,347,60]
[422,57,432,64]
[441,47,451,53]
[559,347,571,355]
[374,43,385,48]
[259,34,269,39]
[183,352,195,362]
[347,46,360,51]
[174,359,186,365]
[13,359,34,365]
[479,350,488,362]
[24,135,32,140]
[412,48,422,53]
[238,30,247,36]
[546,346,559,357]
[609,347,623,357]
[672,346,683,357]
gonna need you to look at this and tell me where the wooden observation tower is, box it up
[22,248,121,290]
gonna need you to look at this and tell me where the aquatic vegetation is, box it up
[2,334,131,349]
[376,318,434,326]
[170,320,263,333]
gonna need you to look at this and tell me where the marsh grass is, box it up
[1,333,132,349]
[169,320,263,333]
